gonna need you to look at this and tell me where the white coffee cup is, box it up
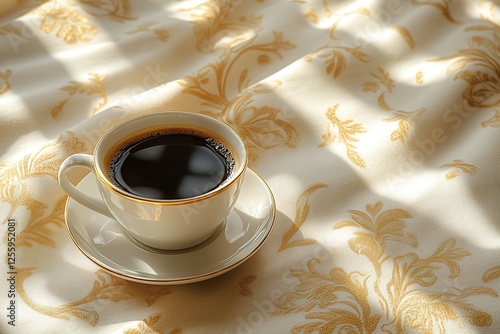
[59,111,247,250]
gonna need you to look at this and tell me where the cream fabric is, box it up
[1,0,500,333]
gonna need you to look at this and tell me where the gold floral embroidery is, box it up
[411,0,459,24]
[416,70,424,84]
[78,0,136,22]
[51,73,108,118]
[125,22,169,42]
[390,26,416,49]
[0,69,12,95]
[224,90,299,163]
[376,92,391,111]
[384,107,427,142]
[279,184,327,252]
[386,241,494,332]
[363,66,394,94]
[327,7,371,40]
[363,67,428,142]
[363,67,394,111]
[321,0,332,17]
[238,275,257,297]
[123,313,181,334]
[483,266,500,283]
[180,31,295,102]
[17,196,66,247]
[39,4,98,44]
[179,31,298,164]
[306,44,373,79]
[272,202,497,333]
[303,5,373,78]
[182,0,262,53]
[303,8,319,24]
[272,258,380,333]
[0,131,87,226]
[123,313,162,334]
[17,268,171,326]
[435,4,500,127]
[336,201,416,317]
[440,159,478,179]
[320,104,367,168]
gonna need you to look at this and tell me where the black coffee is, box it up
[107,129,235,200]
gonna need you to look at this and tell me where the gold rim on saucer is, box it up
[64,168,276,285]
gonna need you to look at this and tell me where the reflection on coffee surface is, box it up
[107,129,235,200]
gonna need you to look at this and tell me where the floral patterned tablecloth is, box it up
[1,0,500,333]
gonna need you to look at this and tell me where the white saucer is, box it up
[65,169,276,285]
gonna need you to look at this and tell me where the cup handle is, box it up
[58,154,114,219]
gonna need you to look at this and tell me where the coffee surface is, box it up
[108,130,234,200]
